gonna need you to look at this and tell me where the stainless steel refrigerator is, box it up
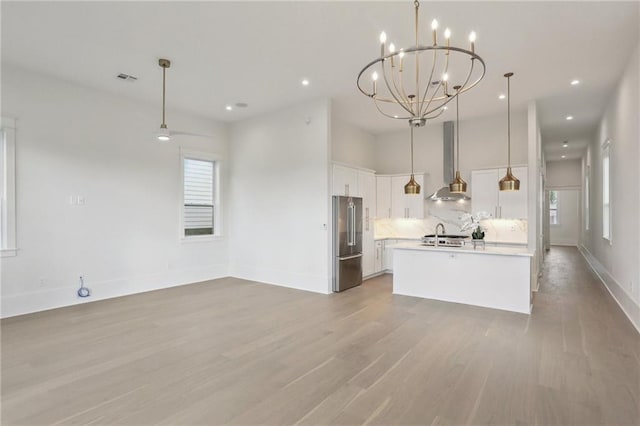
[332,195,363,292]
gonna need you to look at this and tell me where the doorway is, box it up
[547,189,580,246]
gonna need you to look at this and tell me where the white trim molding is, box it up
[579,245,640,334]
[1,116,17,256]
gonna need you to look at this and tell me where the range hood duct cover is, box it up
[428,121,471,201]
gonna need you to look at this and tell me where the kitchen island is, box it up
[393,242,534,314]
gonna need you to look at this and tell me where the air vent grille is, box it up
[117,73,138,81]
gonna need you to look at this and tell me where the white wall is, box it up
[331,116,375,170]
[581,44,639,330]
[550,190,580,246]
[1,65,230,317]
[546,159,582,188]
[373,109,528,197]
[228,99,331,294]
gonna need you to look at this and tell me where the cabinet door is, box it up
[358,171,376,231]
[405,174,424,218]
[363,236,375,277]
[358,171,376,278]
[471,169,500,217]
[332,165,358,196]
[498,166,528,219]
[374,241,383,273]
[391,175,424,218]
[391,176,408,218]
[383,239,396,271]
[376,176,392,218]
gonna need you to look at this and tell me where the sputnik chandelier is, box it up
[357,0,486,129]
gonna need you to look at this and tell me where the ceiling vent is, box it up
[117,73,138,82]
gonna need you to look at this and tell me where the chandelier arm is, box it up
[390,57,412,109]
[417,47,439,116]
[419,47,449,117]
[373,98,412,120]
[421,58,476,117]
[424,106,447,120]
[381,60,415,116]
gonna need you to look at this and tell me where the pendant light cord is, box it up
[456,91,460,171]
[507,74,511,167]
[162,66,167,127]
[410,126,415,175]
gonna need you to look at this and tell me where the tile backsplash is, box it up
[374,201,527,244]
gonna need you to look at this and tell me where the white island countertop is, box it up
[393,242,533,257]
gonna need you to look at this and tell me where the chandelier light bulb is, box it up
[372,71,379,81]
[469,31,477,53]
[399,50,405,58]
[379,32,387,43]
[444,28,451,39]
[442,73,449,82]
[431,19,439,30]
[389,43,396,53]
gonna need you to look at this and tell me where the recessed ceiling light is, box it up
[225,105,233,111]
[563,141,569,147]
[498,94,506,100]
[566,115,573,120]
[301,79,310,86]
[570,79,580,85]
[561,155,566,159]
[442,106,448,110]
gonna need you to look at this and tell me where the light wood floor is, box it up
[2,247,639,425]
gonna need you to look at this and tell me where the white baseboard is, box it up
[228,263,330,295]
[1,263,228,319]
[579,245,640,334]
[550,242,578,247]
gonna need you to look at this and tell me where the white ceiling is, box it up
[3,1,639,161]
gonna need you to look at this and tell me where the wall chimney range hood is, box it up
[428,121,471,201]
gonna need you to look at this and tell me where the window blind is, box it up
[184,158,214,236]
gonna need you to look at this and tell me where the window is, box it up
[0,117,17,256]
[549,190,559,225]
[602,140,611,241]
[584,165,590,231]
[181,151,220,239]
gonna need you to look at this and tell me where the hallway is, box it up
[2,247,639,425]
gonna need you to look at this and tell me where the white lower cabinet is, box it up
[383,239,399,272]
[374,241,383,273]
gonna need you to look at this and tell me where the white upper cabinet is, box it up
[376,176,392,218]
[498,166,528,219]
[332,164,359,197]
[377,174,424,219]
[471,166,528,219]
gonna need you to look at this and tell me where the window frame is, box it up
[549,190,560,226]
[602,140,611,243]
[1,117,17,257]
[179,149,223,242]
[584,165,590,231]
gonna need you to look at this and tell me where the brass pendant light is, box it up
[499,72,520,191]
[156,58,171,142]
[449,85,467,193]
[404,126,421,194]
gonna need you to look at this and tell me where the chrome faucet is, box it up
[434,223,446,246]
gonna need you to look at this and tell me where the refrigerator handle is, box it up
[347,202,356,246]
